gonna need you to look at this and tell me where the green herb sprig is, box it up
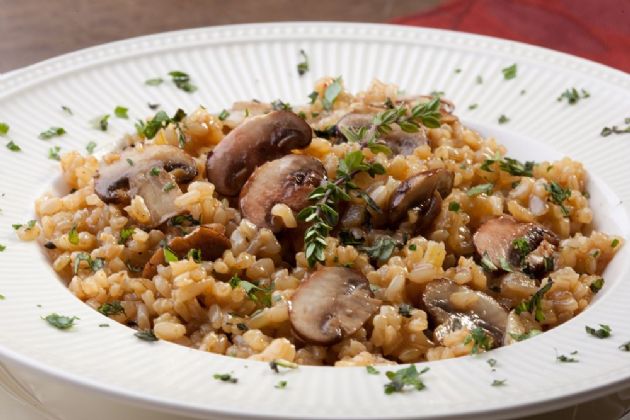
[515,281,553,322]
[383,365,429,394]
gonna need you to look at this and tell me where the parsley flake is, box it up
[464,327,493,354]
[92,114,110,131]
[275,380,288,389]
[590,278,605,294]
[168,71,197,93]
[498,114,510,124]
[213,373,237,383]
[48,146,61,161]
[510,330,542,342]
[502,64,517,80]
[515,281,552,322]
[163,246,179,263]
[491,379,507,386]
[448,202,461,212]
[585,324,611,339]
[61,105,73,115]
[297,49,309,76]
[269,358,298,373]
[68,224,79,245]
[39,127,66,140]
[557,88,590,105]
[0,122,9,136]
[383,365,429,394]
[97,301,124,316]
[467,183,494,197]
[43,313,78,330]
[6,141,21,152]
[145,78,164,86]
[366,366,380,375]
[322,77,343,111]
[114,106,129,119]
[218,109,230,121]
[546,182,571,217]
[135,329,158,341]
[619,342,630,351]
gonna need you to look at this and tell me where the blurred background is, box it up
[1,0,629,74]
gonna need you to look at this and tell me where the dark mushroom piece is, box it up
[385,168,454,232]
[94,145,197,228]
[473,215,558,276]
[422,278,508,347]
[289,267,380,345]
[142,226,230,278]
[239,155,325,232]
[206,111,313,196]
[336,112,428,155]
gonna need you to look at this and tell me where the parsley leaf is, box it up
[213,373,237,383]
[43,313,78,330]
[269,358,298,373]
[168,71,197,93]
[297,49,309,76]
[498,114,510,124]
[398,303,413,318]
[119,227,134,244]
[491,379,507,386]
[619,342,630,351]
[557,88,590,105]
[509,329,542,342]
[546,182,571,217]
[502,64,517,80]
[114,106,129,119]
[39,127,66,140]
[135,329,158,341]
[322,77,343,111]
[218,109,230,121]
[366,366,380,375]
[585,324,612,339]
[275,380,288,389]
[590,278,605,294]
[68,224,79,245]
[383,365,429,394]
[229,275,272,307]
[97,301,125,316]
[6,141,21,152]
[464,327,493,354]
[556,350,579,363]
[163,246,179,263]
[92,114,110,131]
[467,183,494,197]
[515,281,553,322]
[61,105,73,115]
[362,237,398,263]
[85,141,97,155]
[145,78,164,86]
[0,122,9,136]
[48,146,61,161]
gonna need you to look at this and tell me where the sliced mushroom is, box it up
[289,267,380,345]
[239,155,325,232]
[206,111,313,196]
[142,226,230,278]
[386,168,454,231]
[496,271,539,306]
[473,215,558,275]
[336,112,428,155]
[94,145,197,227]
[423,279,508,347]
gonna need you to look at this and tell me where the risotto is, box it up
[24,77,623,366]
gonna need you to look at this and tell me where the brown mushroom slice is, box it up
[206,111,313,196]
[142,226,230,278]
[423,279,508,347]
[387,169,454,228]
[473,215,559,274]
[94,145,197,204]
[129,171,183,228]
[289,267,380,345]
[336,112,428,155]
[497,271,539,305]
[239,155,325,232]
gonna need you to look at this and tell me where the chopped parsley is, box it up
[383,365,429,394]
[366,366,380,375]
[38,127,66,140]
[590,278,605,294]
[486,358,497,368]
[515,281,553,322]
[269,358,298,373]
[454,68,462,74]
[498,114,510,124]
[147,103,160,110]
[585,324,612,339]
[619,342,630,351]
[43,313,78,330]
[322,77,343,111]
[163,246,179,263]
[85,141,97,154]
[297,49,309,76]
[271,99,292,111]
[61,105,73,115]
[149,167,160,176]
[502,64,517,80]
[510,330,542,342]
[187,248,201,262]
[464,327,492,354]
[135,329,158,341]
[213,373,237,383]
[408,244,417,251]
[557,88,590,105]
[275,380,288,389]
[48,146,61,161]
[491,379,507,386]
[601,117,630,137]
[97,301,124,316]
[68,224,79,245]
[72,252,105,274]
[468,103,478,110]
[119,226,134,244]
[546,182,571,217]
[512,237,531,263]
[168,71,197,93]
[163,182,176,192]
[398,303,413,318]
[362,237,398,263]
[6,141,21,152]
[99,323,110,327]
[447,201,461,212]
[476,75,483,84]
[480,153,534,177]
[229,275,272,307]
[467,183,494,197]
[308,91,319,104]
[556,350,579,363]
[145,78,164,86]
[611,239,620,248]
[12,220,36,231]
[0,122,9,136]
[92,114,110,131]
[218,109,230,121]
[114,106,129,119]
[0,244,5,252]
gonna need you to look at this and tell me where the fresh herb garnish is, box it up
[468,103,478,110]
[99,323,109,327]
[92,114,110,131]
[163,246,179,263]
[145,78,164,86]
[0,244,5,252]
[362,237,398,263]
[366,366,380,375]
[86,141,97,154]
[619,342,630,351]
[142,109,187,148]
[163,182,176,192]
[38,127,66,140]
[585,324,612,338]
[487,358,497,368]
[269,358,298,373]
[168,71,197,93]
[480,153,534,177]
[491,379,507,386]
[498,114,510,124]
[556,350,579,363]
[213,373,237,383]
[590,278,605,294]
[297,150,384,267]
[383,365,429,394]
[218,109,230,121]
[135,329,158,341]
[510,329,542,342]
[229,275,272,307]
[308,91,319,104]
[271,99,292,111]
[147,103,160,110]
[48,146,61,161]
[119,227,134,244]
[467,183,494,197]
[398,303,413,318]
[557,88,590,105]
[97,301,124,316]
[601,117,630,137]
[515,281,553,322]
[546,182,571,217]
[448,202,461,212]
[476,75,483,84]
[611,239,620,248]
[114,106,129,119]
[0,122,9,136]
[322,77,343,110]
[275,380,288,389]
[61,105,73,115]
[502,64,517,80]
[68,224,79,245]
[297,49,309,76]
[512,237,531,263]
[186,248,201,262]
[408,244,417,251]
[12,220,36,231]
[6,141,21,152]
[72,252,105,274]
[464,327,493,354]
[43,313,78,330]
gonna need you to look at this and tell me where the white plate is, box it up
[1,22,630,420]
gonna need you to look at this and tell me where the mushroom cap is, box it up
[142,226,230,279]
[423,278,508,347]
[336,112,428,155]
[206,111,313,196]
[289,267,380,345]
[94,145,197,204]
[388,168,454,225]
[239,155,325,232]
[473,215,559,272]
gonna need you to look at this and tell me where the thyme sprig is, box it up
[297,151,385,267]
